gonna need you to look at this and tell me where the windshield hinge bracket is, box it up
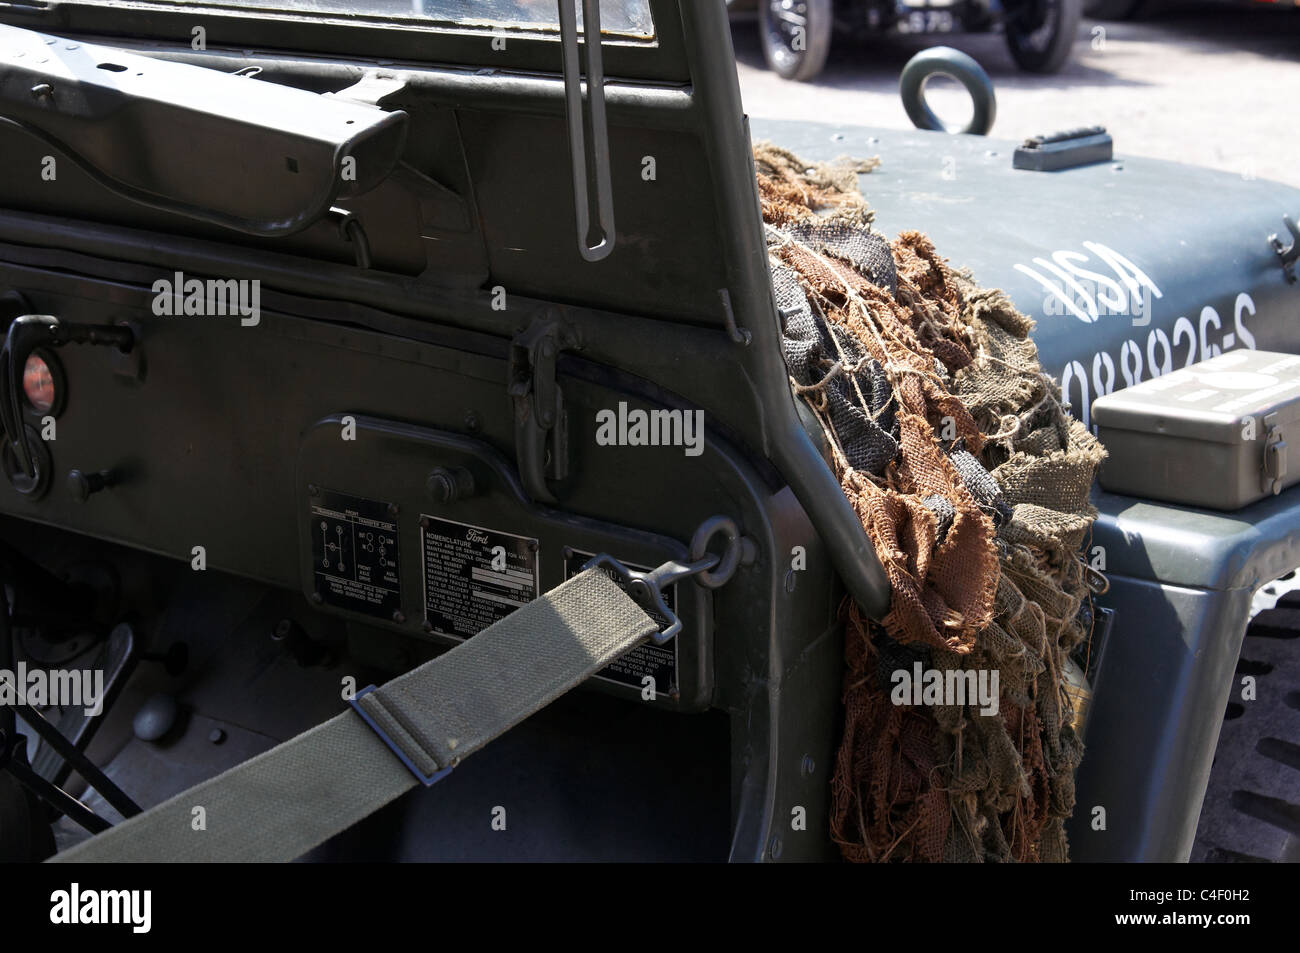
[325,72,409,109]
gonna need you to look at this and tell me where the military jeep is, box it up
[0,0,1296,866]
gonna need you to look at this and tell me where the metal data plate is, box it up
[421,516,539,639]
[414,535,682,695]
[309,488,402,620]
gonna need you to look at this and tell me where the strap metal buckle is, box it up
[582,515,742,645]
[347,684,454,787]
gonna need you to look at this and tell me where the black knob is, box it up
[426,466,476,504]
[67,468,114,502]
[132,693,178,742]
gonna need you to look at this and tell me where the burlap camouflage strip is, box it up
[756,142,1106,863]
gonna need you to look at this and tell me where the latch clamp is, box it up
[1261,411,1288,496]
[1269,214,1299,284]
[508,314,579,503]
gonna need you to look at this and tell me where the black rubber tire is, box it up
[1084,0,1143,20]
[760,0,834,82]
[1004,0,1083,74]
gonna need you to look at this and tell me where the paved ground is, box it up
[731,1,1300,186]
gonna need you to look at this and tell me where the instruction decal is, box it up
[422,516,539,638]
[310,489,401,619]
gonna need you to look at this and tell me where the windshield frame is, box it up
[0,0,690,82]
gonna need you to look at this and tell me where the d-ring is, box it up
[688,516,741,590]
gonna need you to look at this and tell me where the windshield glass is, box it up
[120,0,656,38]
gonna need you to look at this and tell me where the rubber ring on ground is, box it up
[899,47,997,136]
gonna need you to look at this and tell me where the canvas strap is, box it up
[50,568,657,863]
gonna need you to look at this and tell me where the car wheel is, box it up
[759,0,833,82]
[1004,0,1082,74]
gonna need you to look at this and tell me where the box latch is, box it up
[1262,412,1288,496]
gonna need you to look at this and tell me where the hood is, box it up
[751,118,1300,432]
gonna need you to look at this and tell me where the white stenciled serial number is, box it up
[1062,293,1258,430]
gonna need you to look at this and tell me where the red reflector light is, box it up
[23,353,56,413]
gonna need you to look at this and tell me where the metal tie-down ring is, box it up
[688,515,741,590]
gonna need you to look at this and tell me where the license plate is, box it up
[897,10,957,33]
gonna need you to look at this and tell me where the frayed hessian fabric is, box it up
[756,142,1106,863]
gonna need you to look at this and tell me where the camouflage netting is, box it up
[755,143,1107,862]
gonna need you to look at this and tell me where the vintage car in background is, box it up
[728,0,1081,79]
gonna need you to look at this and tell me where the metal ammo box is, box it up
[1093,350,1298,510]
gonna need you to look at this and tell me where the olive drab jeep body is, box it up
[0,0,1296,863]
